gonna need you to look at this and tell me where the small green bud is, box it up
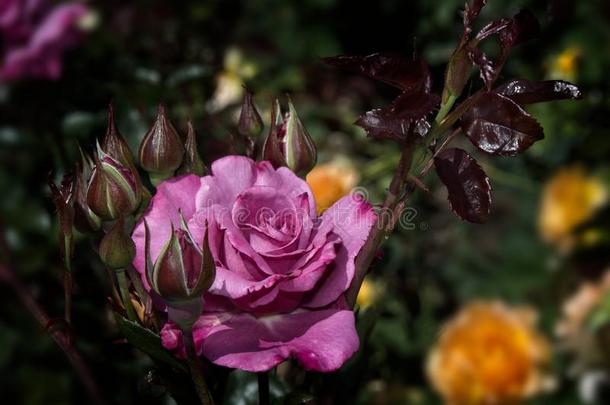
[262,97,317,176]
[98,217,135,269]
[144,219,215,305]
[87,148,141,221]
[238,89,264,139]
[138,104,185,185]
[178,120,207,176]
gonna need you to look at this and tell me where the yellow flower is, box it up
[538,166,607,247]
[427,301,552,405]
[356,278,379,309]
[207,48,258,112]
[306,158,359,214]
[549,47,581,82]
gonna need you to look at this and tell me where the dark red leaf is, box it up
[467,46,495,89]
[355,89,440,140]
[470,9,540,89]
[460,92,544,156]
[434,148,491,223]
[494,79,583,104]
[323,52,431,92]
[475,9,539,45]
[463,0,488,31]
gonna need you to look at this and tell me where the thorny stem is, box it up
[418,128,462,177]
[258,372,270,405]
[347,136,417,307]
[348,92,469,308]
[0,263,106,405]
[115,268,138,322]
[183,327,214,405]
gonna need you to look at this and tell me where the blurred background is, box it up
[1,0,610,404]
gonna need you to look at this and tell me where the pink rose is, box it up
[132,156,376,372]
[0,1,89,82]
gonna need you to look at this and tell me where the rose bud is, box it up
[101,103,137,170]
[98,216,135,269]
[73,149,101,233]
[177,120,206,176]
[442,47,471,105]
[145,221,215,304]
[138,104,185,185]
[144,220,216,327]
[238,89,264,139]
[262,97,317,176]
[87,148,141,221]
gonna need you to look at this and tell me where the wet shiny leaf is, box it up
[355,88,439,140]
[494,79,583,104]
[434,148,491,223]
[323,52,431,92]
[460,92,544,156]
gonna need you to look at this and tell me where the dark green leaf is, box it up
[116,317,187,372]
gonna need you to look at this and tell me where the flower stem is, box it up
[183,327,214,405]
[115,268,137,322]
[347,136,417,307]
[63,270,73,325]
[62,235,73,325]
[258,372,270,405]
[435,94,457,124]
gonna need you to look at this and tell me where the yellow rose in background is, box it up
[538,166,607,248]
[306,157,359,214]
[548,47,581,82]
[427,301,552,405]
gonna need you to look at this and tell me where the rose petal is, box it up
[161,308,359,372]
[196,156,315,218]
[303,195,376,308]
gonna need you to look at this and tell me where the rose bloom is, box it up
[427,301,552,405]
[538,166,607,248]
[132,156,375,372]
[306,158,359,214]
[0,0,92,82]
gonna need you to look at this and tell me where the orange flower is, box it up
[306,158,359,214]
[427,301,552,405]
[538,166,607,247]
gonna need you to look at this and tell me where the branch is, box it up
[0,263,106,405]
[346,136,418,307]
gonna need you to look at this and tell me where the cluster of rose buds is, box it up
[50,94,317,324]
